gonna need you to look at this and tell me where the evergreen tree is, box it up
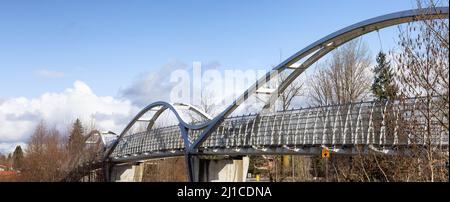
[372,51,398,100]
[12,145,24,171]
[67,118,85,156]
[6,153,12,170]
[0,154,6,165]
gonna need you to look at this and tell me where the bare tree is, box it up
[393,0,449,182]
[276,72,305,111]
[188,89,219,124]
[199,89,219,116]
[309,38,372,105]
[395,0,448,129]
[321,1,449,182]
[306,39,373,181]
[22,121,67,181]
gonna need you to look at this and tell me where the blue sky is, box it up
[0,0,417,98]
[0,0,425,154]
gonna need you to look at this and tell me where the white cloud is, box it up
[0,80,139,154]
[120,60,224,107]
[35,69,65,78]
[120,60,189,107]
[120,60,282,115]
[0,142,26,155]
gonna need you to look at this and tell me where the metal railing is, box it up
[109,98,448,160]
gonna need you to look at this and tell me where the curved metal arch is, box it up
[82,130,106,157]
[151,102,213,129]
[84,130,118,148]
[191,7,449,150]
[67,130,103,169]
[104,101,212,160]
[83,130,101,144]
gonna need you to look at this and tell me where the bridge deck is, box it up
[110,99,448,162]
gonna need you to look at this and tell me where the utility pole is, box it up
[325,158,329,182]
[322,147,330,182]
[275,157,278,182]
[292,156,295,182]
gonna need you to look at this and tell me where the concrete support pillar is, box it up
[192,156,249,182]
[110,163,144,182]
[133,163,144,182]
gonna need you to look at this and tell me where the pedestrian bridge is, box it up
[110,98,448,163]
[65,7,449,182]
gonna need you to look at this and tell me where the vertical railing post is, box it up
[242,117,251,147]
[343,104,352,145]
[322,105,331,145]
[393,101,400,145]
[263,115,271,146]
[278,114,286,145]
[270,115,278,145]
[285,113,294,146]
[380,100,389,146]
[367,102,376,145]
[312,108,320,145]
[303,108,312,145]
[250,115,258,146]
[354,102,364,145]
[332,105,341,145]
[293,108,303,146]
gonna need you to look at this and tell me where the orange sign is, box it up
[322,148,330,158]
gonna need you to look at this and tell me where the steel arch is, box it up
[104,101,212,160]
[67,130,105,170]
[191,7,449,150]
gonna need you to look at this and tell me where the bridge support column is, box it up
[186,154,195,182]
[104,162,111,182]
[110,163,144,182]
[191,156,249,182]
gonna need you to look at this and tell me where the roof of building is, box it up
[0,171,18,176]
